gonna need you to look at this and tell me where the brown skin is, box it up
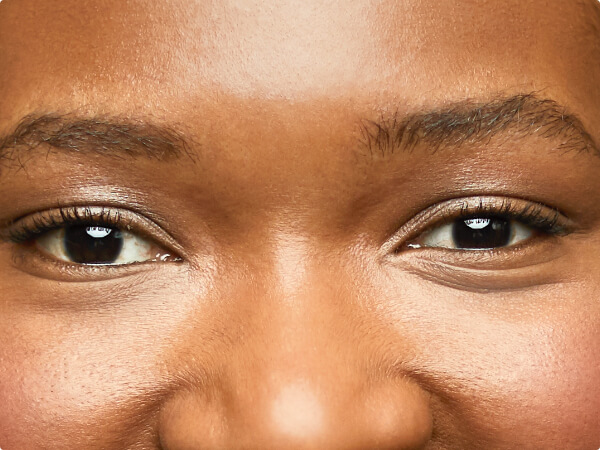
[1,0,600,448]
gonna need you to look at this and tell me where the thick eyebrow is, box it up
[359,93,599,157]
[0,113,193,170]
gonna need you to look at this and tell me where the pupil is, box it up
[64,226,124,264]
[452,217,511,249]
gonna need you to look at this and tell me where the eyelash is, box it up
[4,206,132,244]
[396,196,572,252]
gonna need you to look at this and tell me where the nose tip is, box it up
[270,381,327,440]
[265,379,433,449]
[159,376,432,449]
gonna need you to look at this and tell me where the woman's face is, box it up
[0,0,599,448]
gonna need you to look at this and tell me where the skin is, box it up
[0,0,599,448]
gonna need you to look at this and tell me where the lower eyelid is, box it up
[388,234,566,274]
[11,244,169,282]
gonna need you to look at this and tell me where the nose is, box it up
[158,252,432,449]
[159,374,432,449]
[158,325,432,448]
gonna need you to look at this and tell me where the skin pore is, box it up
[0,0,599,448]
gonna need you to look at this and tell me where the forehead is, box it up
[0,1,598,124]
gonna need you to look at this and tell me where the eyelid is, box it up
[0,205,185,260]
[379,196,575,256]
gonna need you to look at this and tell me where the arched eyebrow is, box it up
[358,93,599,157]
[0,113,194,170]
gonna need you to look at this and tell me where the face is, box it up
[1,0,599,448]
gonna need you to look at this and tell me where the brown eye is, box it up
[36,225,173,265]
[63,226,124,264]
[451,217,513,249]
[415,216,532,250]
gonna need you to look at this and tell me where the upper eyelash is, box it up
[2,206,133,244]
[444,199,566,234]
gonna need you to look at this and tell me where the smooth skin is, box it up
[0,0,599,448]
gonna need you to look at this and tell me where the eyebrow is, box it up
[0,93,597,172]
[358,93,599,158]
[0,113,193,170]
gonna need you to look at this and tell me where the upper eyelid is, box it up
[378,196,573,257]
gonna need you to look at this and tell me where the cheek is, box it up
[0,281,199,449]
[537,307,600,438]
[430,289,600,446]
[472,322,600,446]
[0,313,160,448]
[0,260,215,447]
[376,274,600,447]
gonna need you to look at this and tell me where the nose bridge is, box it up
[232,235,363,417]
[158,238,433,448]
[246,232,362,374]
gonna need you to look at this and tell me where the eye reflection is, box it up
[64,226,124,264]
[416,216,533,250]
[36,225,171,265]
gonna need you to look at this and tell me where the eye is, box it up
[414,216,533,250]
[3,206,181,267]
[394,196,572,254]
[36,225,171,265]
